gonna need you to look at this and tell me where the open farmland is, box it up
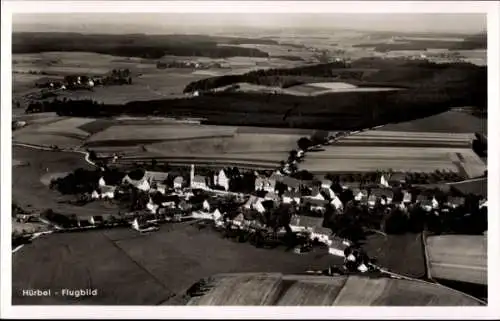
[300,145,486,177]
[425,235,487,286]
[12,224,343,305]
[376,110,487,135]
[182,273,484,306]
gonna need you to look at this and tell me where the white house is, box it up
[212,209,223,223]
[217,169,230,191]
[89,216,96,225]
[203,200,211,212]
[432,197,439,209]
[354,190,368,202]
[380,174,390,188]
[122,174,151,192]
[479,199,487,209]
[91,190,100,199]
[98,177,106,187]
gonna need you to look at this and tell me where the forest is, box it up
[12,32,271,59]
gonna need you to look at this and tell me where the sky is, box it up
[13,13,487,35]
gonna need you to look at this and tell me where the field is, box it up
[377,110,487,135]
[12,223,343,305]
[425,235,487,286]
[283,82,403,96]
[12,146,118,217]
[361,233,426,279]
[183,273,484,306]
[12,51,308,105]
[300,131,486,178]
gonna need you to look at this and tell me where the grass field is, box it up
[425,235,487,286]
[377,110,487,135]
[361,233,426,279]
[12,146,117,217]
[12,224,343,305]
[183,273,484,306]
[300,132,486,177]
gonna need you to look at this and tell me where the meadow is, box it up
[184,273,484,306]
[425,235,487,286]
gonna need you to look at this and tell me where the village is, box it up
[13,128,488,276]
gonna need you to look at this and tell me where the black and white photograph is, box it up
[1,1,498,318]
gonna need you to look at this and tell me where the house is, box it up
[173,176,185,189]
[122,174,151,192]
[388,172,406,186]
[100,185,116,199]
[243,196,266,213]
[306,198,329,213]
[216,169,230,191]
[321,179,333,189]
[146,198,159,214]
[297,149,305,158]
[479,199,487,209]
[291,215,323,231]
[379,174,390,188]
[367,194,378,208]
[91,190,100,199]
[202,200,211,212]
[156,183,167,195]
[192,175,207,190]
[370,188,394,205]
[255,176,276,193]
[282,191,301,205]
[264,191,280,203]
[98,177,106,187]
[306,187,325,201]
[328,237,352,257]
[402,191,412,204]
[232,213,245,227]
[353,188,369,203]
[212,208,223,222]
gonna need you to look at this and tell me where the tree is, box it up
[297,137,312,151]
[310,130,329,145]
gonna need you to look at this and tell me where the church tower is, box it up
[190,164,195,187]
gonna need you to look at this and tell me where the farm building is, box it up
[379,174,390,188]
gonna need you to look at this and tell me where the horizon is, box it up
[13,13,487,35]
